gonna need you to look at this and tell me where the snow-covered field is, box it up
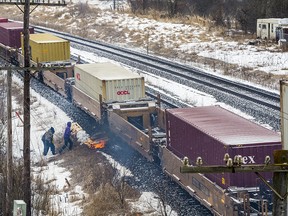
[1,0,288,81]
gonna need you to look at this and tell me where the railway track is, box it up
[0,58,213,216]
[35,26,280,109]
[70,50,185,109]
[1,25,278,215]
[35,26,281,131]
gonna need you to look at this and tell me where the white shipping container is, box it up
[74,63,146,103]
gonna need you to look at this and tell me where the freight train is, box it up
[0,19,282,216]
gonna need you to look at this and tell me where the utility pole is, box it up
[6,68,12,216]
[23,2,31,215]
[0,1,66,215]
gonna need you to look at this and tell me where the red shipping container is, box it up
[0,18,8,23]
[0,22,34,48]
[166,106,282,188]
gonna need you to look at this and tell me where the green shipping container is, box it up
[21,33,70,63]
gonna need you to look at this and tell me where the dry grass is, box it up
[0,4,283,91]
[54,141,141,215]
[0,156,62,215]
[83,183,140,216]
[57,142,113,191]
[0,6,285,214]
[105,10,284,90]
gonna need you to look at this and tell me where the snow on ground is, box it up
[69,0,288,77]
[130,192,176,215]
[85,0,129,9]
[12,76,70,160]
[8,77,174,215]
[2,0,286,214]
[32,162,84,215]
[6,54,178,214]
[7,71,172,215]
[3,0,288,78]
[196,41,288,75]
[10,74,86,214]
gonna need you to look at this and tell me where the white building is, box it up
[257,18,288,40]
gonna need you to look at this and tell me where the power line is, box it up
[0,1,67,214]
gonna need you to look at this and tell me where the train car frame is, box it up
[0,29,278,216]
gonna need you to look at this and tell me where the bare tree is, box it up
[211,1,225,26]
[167,0,178,17]
[150,178,175,216]
[109,163,137,211]
[236,7,249,34]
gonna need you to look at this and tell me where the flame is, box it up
[84,138,107,149]
[90,140,106,149]
[71,122,107,149]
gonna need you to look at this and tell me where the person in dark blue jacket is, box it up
[59,122,73,154]
[42,127,56,156]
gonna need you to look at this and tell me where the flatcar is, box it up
[162,106,281,215]
[0,43,18,65]
[0,20,73,79]
[50,61,281,215]
[0,20,281,215]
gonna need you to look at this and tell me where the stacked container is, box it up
[22,33,70,63]
[166,106,282,188]
[74,63,145,103]
[0,21,34,48]
[0,18,8,23]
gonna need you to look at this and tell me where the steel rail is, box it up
[35,26,280,111]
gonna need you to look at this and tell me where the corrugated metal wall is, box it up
[166,106,282,188]
[74,63,145,103]
[0,22,34,48]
